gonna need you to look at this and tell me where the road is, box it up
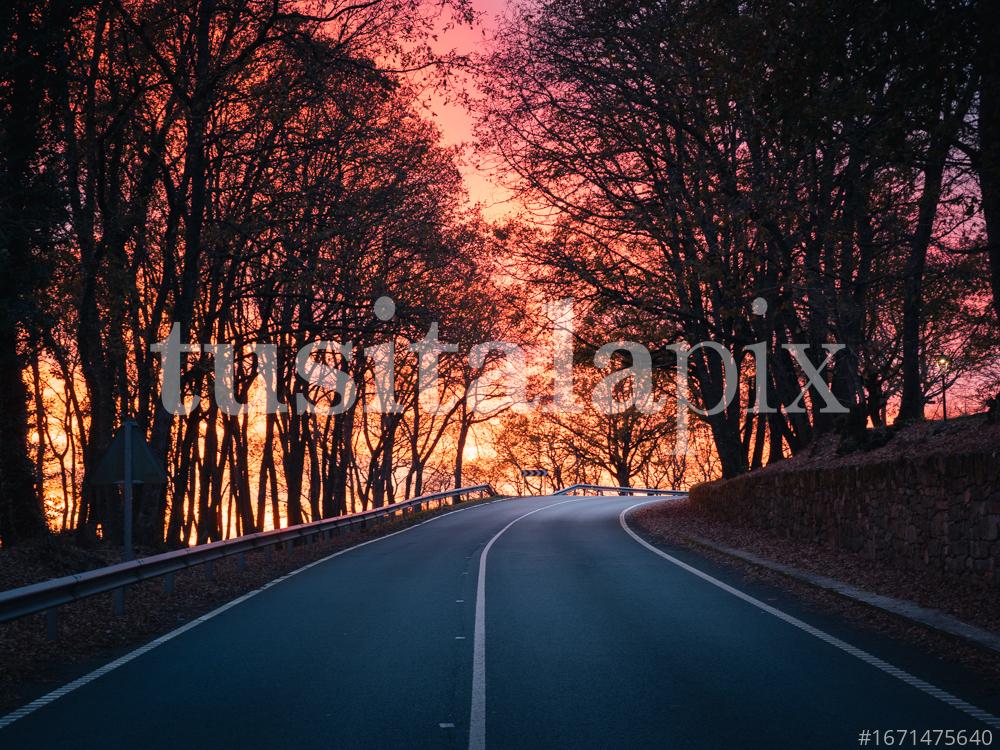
[2,494,998,749]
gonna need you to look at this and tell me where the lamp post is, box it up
[937,357,950,420]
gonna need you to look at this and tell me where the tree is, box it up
[972,1,1000,326]
[0,0,72,544]
[479,0,993,474]
[11,0,498,545]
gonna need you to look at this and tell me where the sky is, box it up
[422,0,514,218]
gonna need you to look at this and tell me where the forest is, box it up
[0,0,997,549]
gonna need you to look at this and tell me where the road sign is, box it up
[92,420,166,562]
[92,421,167,486]
[521,469,548,477]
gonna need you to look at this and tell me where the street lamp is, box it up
[937,357,950,420]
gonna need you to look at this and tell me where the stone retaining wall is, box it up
[689,451,1000,581]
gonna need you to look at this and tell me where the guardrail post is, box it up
[45,609,59,640]
[237,552,247,571]
[164,572,175,594]
[113,587,125,616]
[205,559,215,581]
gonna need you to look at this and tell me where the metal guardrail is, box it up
[0,484,496,629]
[553,484,688,497]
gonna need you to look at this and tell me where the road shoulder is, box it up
[626,499,1000,692]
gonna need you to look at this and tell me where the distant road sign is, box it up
[92,421,167,486]
[521,469,548,477]
[92,420,166,564]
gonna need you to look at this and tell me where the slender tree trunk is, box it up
[899,144,948,421]
[454,404,470,489]
[31,358,47,511]
[257,413,275,527]
[281,415,306,525]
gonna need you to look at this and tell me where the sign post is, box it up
[93,419,167,563]
[123,419,134,561]
[92,419,166,616]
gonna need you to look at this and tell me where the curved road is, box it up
[2,495,998,749]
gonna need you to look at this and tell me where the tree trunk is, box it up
[454,405,470,489]
[899,142,948,421]
[614,463,630,488]
[978,3,1000,325]
[0,324,47,544]
[0,1,59,545]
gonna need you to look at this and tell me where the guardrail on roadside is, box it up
[553,484,688,497]
[0,484,497,634]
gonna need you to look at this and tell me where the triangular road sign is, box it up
[92,420,167,485]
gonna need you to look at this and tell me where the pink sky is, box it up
[423,0,514,218]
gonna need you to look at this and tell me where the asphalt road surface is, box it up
[2,494,998,749]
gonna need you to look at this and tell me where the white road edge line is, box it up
[0,498,501,732]
[468,497,579,750]
[619,500,1000,730]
